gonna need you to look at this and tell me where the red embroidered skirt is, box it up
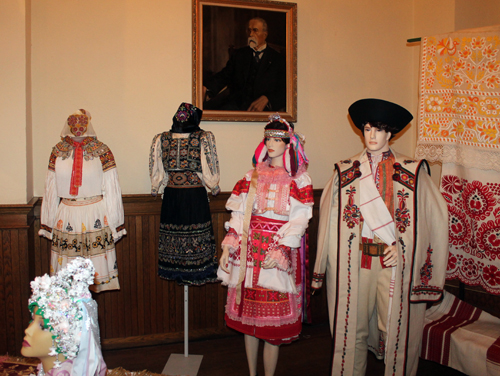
[225,216,302,346]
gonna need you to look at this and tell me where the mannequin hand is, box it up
[219,246,230,273]
[262,255,278,269]
[383,245,397,267]
[247,95,269,112]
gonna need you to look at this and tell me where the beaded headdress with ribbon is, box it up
[253,113,308,176]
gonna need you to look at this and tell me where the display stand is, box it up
[162,286,203,376]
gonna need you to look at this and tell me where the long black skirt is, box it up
[158,186,218,285]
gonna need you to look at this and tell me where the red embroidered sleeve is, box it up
[232,178,250,196]
[290,181,314,204]
[48,150,57,172]
[98,147,117,172]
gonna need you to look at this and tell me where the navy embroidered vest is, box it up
[161,131,203,173]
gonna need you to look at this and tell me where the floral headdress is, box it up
[28,258,101,371]
[171,102,203,133]
[253,113,309,176]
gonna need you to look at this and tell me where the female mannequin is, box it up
[21,257,107,376]
[218,114,313,376]
[39,109,126,292]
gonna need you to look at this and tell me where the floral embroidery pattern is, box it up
[49,138,116,172]
[462,180,496,221]
[417,33,500,149]
[232,178,250,196]
[442,174,500,294]
[392,163,416,191]
[174,103,195,122]
[420,245,434,285]
[161,131,203,173]
[342,186,360,229]
[290,181,314,205]
[339,160,361,188]
[394,189,410,233]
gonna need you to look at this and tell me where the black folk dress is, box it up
[149,130,220,285]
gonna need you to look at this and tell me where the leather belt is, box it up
[361,243,386,257]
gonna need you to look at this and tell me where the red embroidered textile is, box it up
[69,140,83,196]
[442,167,500,294]
[225,216,302,345]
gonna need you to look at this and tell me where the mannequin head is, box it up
[22,307,66,371]
[348,99,413,150]
[253,113,308,176]
[363,122,392,155]
[264,120,292,167]
[21,258,106,376]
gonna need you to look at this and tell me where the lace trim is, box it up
[415,143,500,171]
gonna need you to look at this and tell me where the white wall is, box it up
[2,0,499,203]
[29,0,415,198]
[0,0,30,204]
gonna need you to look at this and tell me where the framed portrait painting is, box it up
[192,0,297,121]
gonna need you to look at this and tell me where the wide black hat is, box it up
[348,98,413,135]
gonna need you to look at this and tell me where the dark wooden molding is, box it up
[0,197,37,229]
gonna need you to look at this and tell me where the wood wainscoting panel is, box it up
[0,200,36,355]
[1,191,327,353]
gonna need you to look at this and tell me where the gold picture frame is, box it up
[193,0,297,122]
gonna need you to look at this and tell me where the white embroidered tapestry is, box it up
[415,26,500,294]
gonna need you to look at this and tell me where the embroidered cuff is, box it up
[112,225,127,242]
[311,273,325,289]
[211,185,221,196]
[222,228,239,249]
[38,228,53,240]
[267,244,291,271]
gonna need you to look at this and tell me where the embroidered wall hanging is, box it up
[415,25,500,294]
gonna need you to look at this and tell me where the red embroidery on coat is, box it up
[342,186,360,229]
[395,189,410,233]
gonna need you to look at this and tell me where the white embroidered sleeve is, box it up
[149,134,166,196]
[39,169,60,239]
[102,168,126,242]
[200,131,221,196]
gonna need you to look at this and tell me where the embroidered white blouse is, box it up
[149,131,221,196]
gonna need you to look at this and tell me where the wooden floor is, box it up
[102,323,466,376]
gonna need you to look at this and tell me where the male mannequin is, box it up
[313,99,449,376]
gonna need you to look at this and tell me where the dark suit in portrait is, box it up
[203,45,286,112]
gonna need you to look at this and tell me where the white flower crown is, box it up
[29,258,95,363]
